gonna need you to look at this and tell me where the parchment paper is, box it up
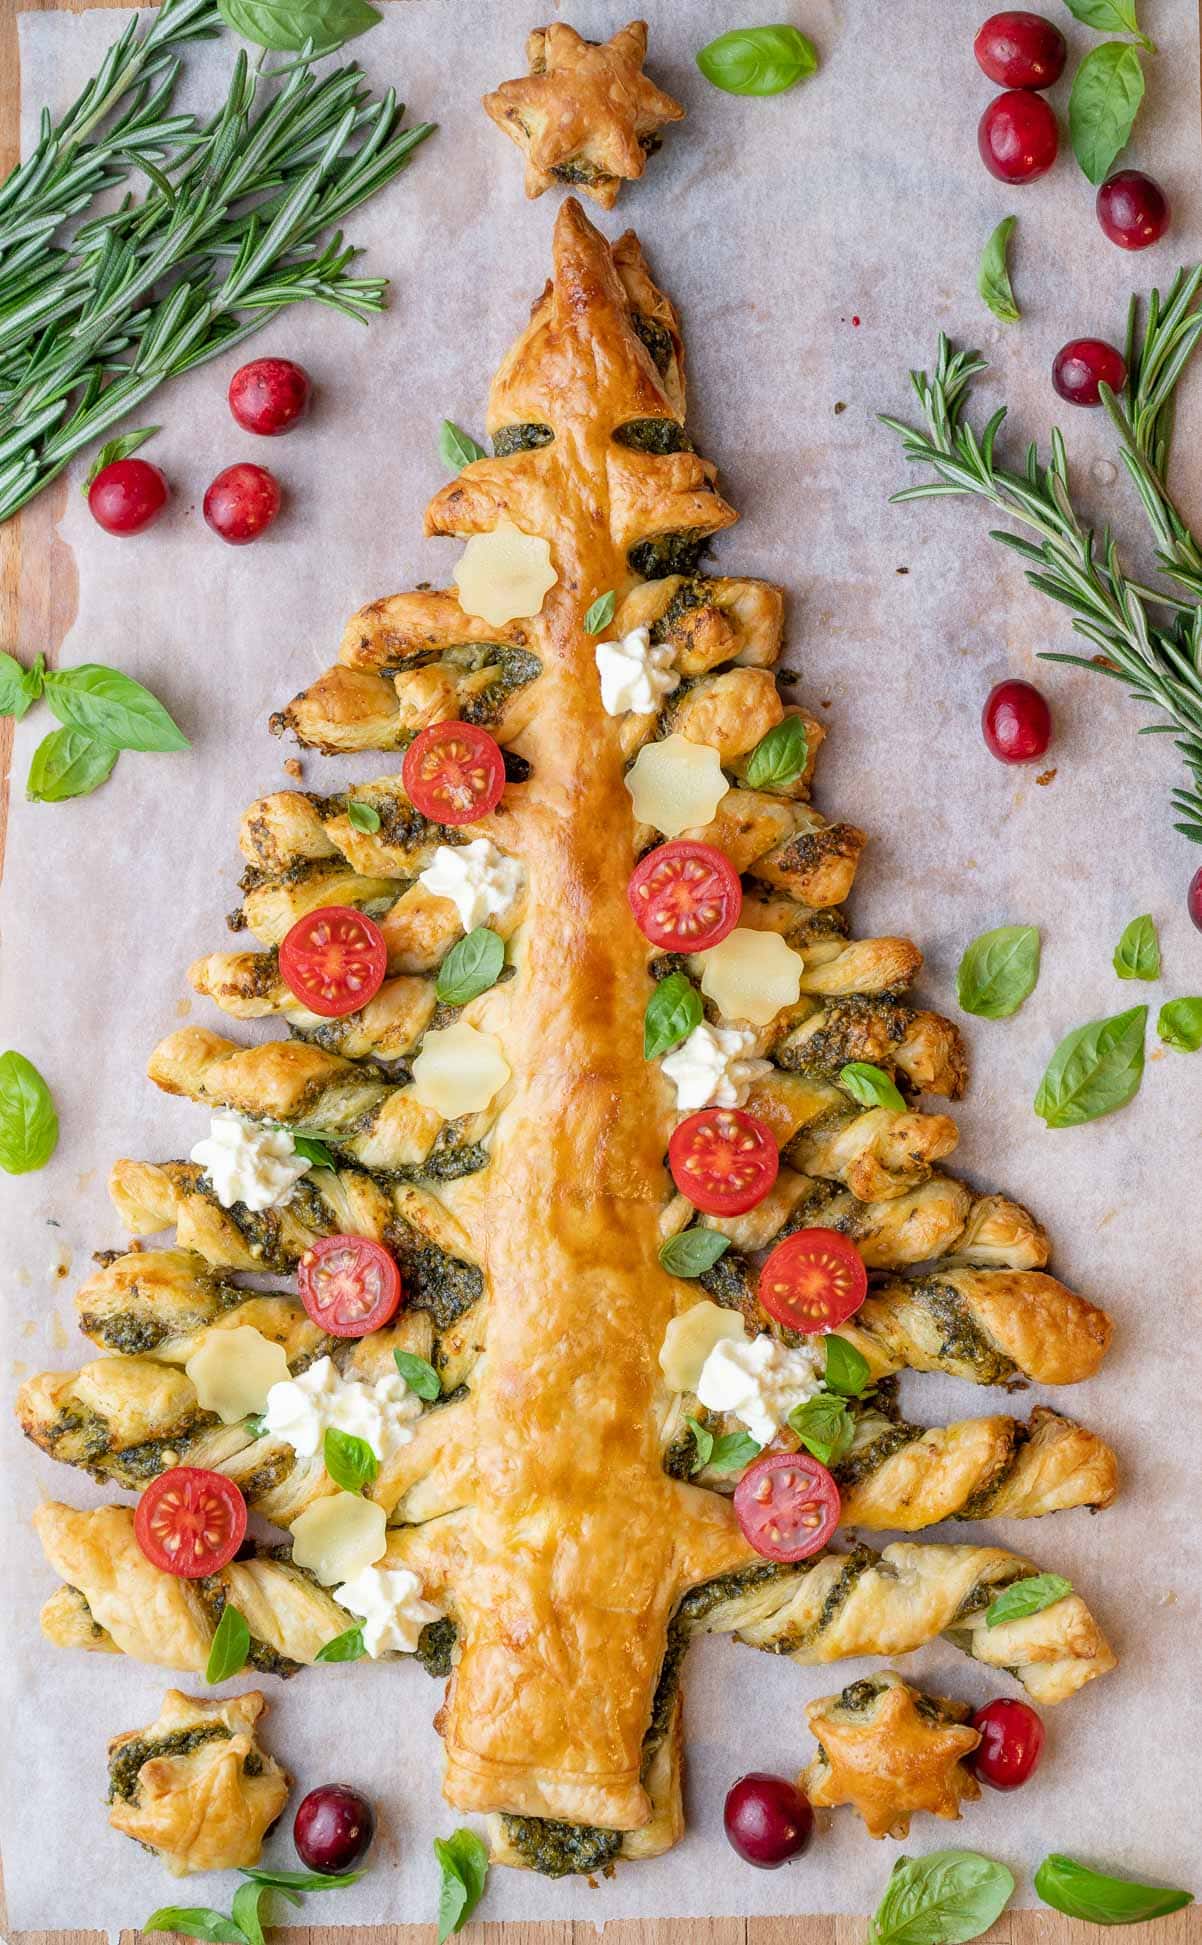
[3,0,1202,1929]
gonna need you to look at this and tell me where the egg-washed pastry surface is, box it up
[25,201,1117,1876]
[801,1673,980,1839]
[107,1688,289,1875]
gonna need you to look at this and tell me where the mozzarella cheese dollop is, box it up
[185,1325,290,1425]
[410,1020,511,1118]
[262,1355,422,1462]
[659,1300,748,1394]
[660,1022,773,1113]
[333,1564,443,1658]
[595,624,679,716]
[291,1491,387,1587]
[696,1333,824,1446]
[624,732,729,837]
[698,926,806,1027]
[189,1111,310,1213]
[417,838,523,933]
[453,517,557,626]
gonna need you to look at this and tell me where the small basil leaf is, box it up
[394,1348,441,1401]
[436,926,504,1006]
[839,1061,906,1112]
[658,1228,732,1277]
[205,1603,250,1683]
[0,649,44,718]
[346,798,382,833]
[685,1417,714,1471]
[0,1050,58,1175]
[315,1623,367,1663]
[584,590,616,635]
[978,215,1020,324]
[82,426,159,492]
[43,663,188,752]
[322,1426,378,1494]
[788,1393,854,1466]
[1034,1005,1147,1127]
[644,970,703,1059]
[438,419,487,471]
[956,924,1040,1019]
[1158,996,1202,1052]
[245,1413,267,1439]
[27,727,118,802]
[1034,1855,1192,1925]
[229,1882,272,1945]
[823,1334,872,1397]
[696,24,819,96]
[709,1430,762,1472]
[143,1910,249,1945]
[239,1867,363,1891]
[287,1131,336,1169]
[1113,912,1159,980]
[1069,41,1145,185]
[743,714,809,789]
[986,1571,1072,1628]
[434,1828,489,1942]
[1060,0,1154,51]
[216,0,380,52]
[867,1849,1016,1945]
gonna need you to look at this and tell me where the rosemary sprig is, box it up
[881,272,1202,846]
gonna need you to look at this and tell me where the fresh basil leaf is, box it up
[229,1881,279,1945]
[1113,912,1159,980]
[644,970,703,1059]
[239,1867,363,1891]
[685,1417,714,1471]
[205,1603,250,1683]
[395,1348,441,1401]
[436,926,504,1006]
[839,1061,906,1112]
[1069,41,1145,185]
[0,1050,58,1175]
[978,215,1020,324]
[868,1849,1015,1945]
[1158,996,1202,1052]
[986,1571,1072,1627]
[696,24,819,95]
[709,1430,762,1472]
[27,726,118,802]
[438,420,487,471]
[217,0,380,52]
[658,1228,732,1277]
[287,1132,336,1169]
[322,1426,378,1494]
[1060,0,1154,51]
[143,1909,249,1945]
[346,798,381,833]
[1034,1004,1147,1126]
[82,426,159,492]
[245,1413,267,1439]
[1034,1855,1192,1925]
[43,663,188,753]
[743,714,809,789]
[0,649,44,718]
[434,1828,489,1942]
[584,590,616,635]
[956,925,1040,1019]
[788,1393,854,1466]
[823,1333,872,1397]
[315,1623,367,1663]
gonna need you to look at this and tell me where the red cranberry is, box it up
[87,457,169,536]
[1096,170,1171,251]
[978,90,1059,183]
[1188,865,1202,932]
[970,1698,1045,1789]
[293,1783,375,1874]
[203,462,281,544]
[982,678,1052,763]
[1052,337,1127,406]
[723,1772,813,1868]
[229,357,312,436]
[974,12,1066,89]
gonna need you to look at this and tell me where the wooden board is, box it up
[0,4,1198,1941]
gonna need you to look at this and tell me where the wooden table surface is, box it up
[0,3,1197,1940]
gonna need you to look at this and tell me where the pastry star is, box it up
[801,1675,982,1840]
[483,20,684,208]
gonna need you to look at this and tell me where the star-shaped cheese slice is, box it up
[625,733,729,837]
[800,1675,982,1840]
[454,518,557,627]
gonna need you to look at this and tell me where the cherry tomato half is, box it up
[628,840,742,950]
[970,1698,1045,1790]
[668,1108,779,1217]
[402,720,505,825]
[733,1450,840,1563]
[134,1467,247,1578]
[298,1235,402,1337]
[758,1227,867,1333]
[279,906,387,1019]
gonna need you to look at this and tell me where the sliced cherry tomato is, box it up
[733,1451,840,1563]
[402,720,505,825]
[628,840,742,949]
[298,1234,402,1337]
[134,1467,247,1578]
[668,1108,779,1216]
[758,1227,867,1333]
[279,906,387,1018]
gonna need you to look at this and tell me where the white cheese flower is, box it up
[333,1565,443,1658]
[594,624,679,716]
[262,1356,422,1462]
[696,1333,824,1446]
[660,1022,772,1112]
[189,1111,310,1213]
[417,838,523,932]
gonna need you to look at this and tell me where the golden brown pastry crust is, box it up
[801,1674,980,1839]
[107,1689,289,1875]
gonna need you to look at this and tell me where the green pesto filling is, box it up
[628,530,712,581]
[493,423,554,456]
[500,1815,623,1877]
[108,1724,231,1804]
[631,312,674,377]
[385,1230,483,1330]
[612,418,693,455]
[415,1615,457,1679]
[832,1422,925,1491]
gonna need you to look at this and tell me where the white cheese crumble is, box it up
[189,1111,310,1213]
[696,1333,824,1446]
[333,1565,443,1657]
[594,624,679,716]
[417,838,523,932]
[262,1355,422,1463]
[660,1022,772,1113]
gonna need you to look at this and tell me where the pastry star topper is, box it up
[483,20,685,208]
[802,1676,983,1840]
